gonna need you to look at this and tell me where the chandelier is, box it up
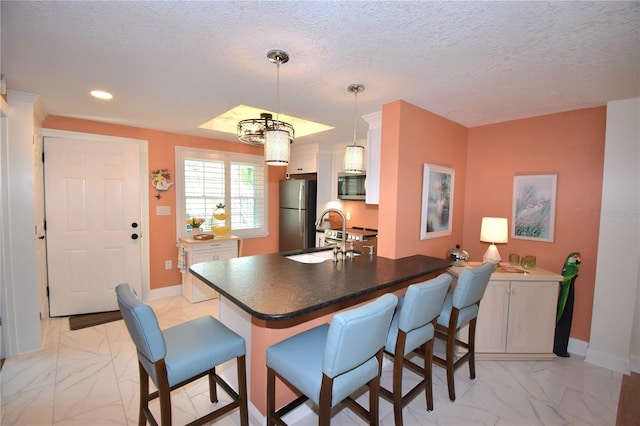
[344,83,365,173]
[237,113,294,146]
[237,50,294,166]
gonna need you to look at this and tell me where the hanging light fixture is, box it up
[344,83,365,173]
[237,113,281,145]
[265,50,294,165]
[237,51,295,156]
[264,50,293,165]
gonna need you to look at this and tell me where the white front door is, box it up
[45,136,143,316]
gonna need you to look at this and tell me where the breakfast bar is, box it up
[190,250,451,419]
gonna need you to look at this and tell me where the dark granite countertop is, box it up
[189,249,451,322]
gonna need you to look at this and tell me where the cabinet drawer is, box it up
[191,240,238,253]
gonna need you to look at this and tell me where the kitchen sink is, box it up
[285,249,360,264]
[285,253,331,263]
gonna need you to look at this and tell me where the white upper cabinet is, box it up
[287,143,331,218]
[288,143,321,174]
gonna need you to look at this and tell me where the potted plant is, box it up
[186,217,205,236]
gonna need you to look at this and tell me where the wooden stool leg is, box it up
[209,368,218,403]
[424,338,435,411]
[446,327,457,401]
[468,318,477,380]
[392,332,406,426]
[267,367,276,426]
[392,351,404,426]
[369,375,380,426]
[152,360,171,426]
[319,375,333,426]
[138,363,149,426]
[237,355,249,426]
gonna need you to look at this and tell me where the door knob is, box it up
[131,222,138,228]
[131,234,139,240]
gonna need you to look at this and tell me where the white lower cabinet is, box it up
[450,264,562,359]
[179,237,240,303]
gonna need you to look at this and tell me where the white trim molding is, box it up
[568,338,589,358]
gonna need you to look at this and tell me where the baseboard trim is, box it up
[146,285,182,301]
[630,354,640,373]
[567,337,588,357]
[585,347,631,374]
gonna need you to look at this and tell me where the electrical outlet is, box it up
[346,212,351,220]
[165,260,172,270]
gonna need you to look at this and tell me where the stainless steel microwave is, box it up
[337,172,366,200]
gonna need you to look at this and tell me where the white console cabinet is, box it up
[448,263,562,359]
[178,236,241,303]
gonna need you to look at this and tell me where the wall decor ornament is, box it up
[211,203,231,236]
[512,174,557,242]
[420,163,454,239]
[151,168,173,199]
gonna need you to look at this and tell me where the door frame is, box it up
[42,129,150,301]
[0,96,8,360]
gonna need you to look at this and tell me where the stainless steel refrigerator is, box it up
[279,179,317,252]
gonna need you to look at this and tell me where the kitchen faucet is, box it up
[315,208,347,261]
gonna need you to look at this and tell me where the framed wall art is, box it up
[511,174,557,242]
[420,163,454,239]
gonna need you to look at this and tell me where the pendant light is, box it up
[344,83,365,173]
[237,112,293,146]
[264,50,293,166]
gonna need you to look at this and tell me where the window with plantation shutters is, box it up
[176,147,269,239]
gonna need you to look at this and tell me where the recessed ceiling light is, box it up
[90,90,113,100]
[199,105,334,139]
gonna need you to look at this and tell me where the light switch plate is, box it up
[156,206,171,215]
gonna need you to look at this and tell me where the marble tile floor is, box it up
[1,295,622,426]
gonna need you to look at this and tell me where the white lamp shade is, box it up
[344,144,365,173]
[480,217,508,264]
[264,129,290,166]
[480,217,508,243]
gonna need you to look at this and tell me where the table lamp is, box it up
[480,217,508,264]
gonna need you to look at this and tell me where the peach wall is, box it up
[341,200,379,229]
[42,116,284,290]
[463,107,606,342]
[378,100,468,259]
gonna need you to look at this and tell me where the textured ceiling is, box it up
[1,1,639,146]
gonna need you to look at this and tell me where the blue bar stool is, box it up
[266,293,398,426]
[380,274,451,425]
[115,283,249,426]
[433,262,495,401]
